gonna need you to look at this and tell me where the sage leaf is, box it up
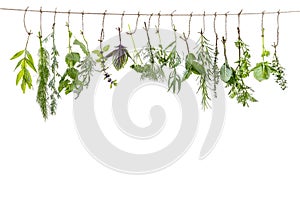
[220,63,233,82]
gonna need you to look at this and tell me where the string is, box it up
[23,7,31,35]
[171,10,176,31]
[148,13,153,29]
[156,11,161,33]
[120,11,125,32]
[261,11,265,32]
[224,11,229,40]
[99,10,106,43]
[39,7,43,37]
[214,12,217,37]
[126,11,140,35]
[81,10,84,33]
[52,8,57,29]
[275,10,280,47]
[3,7,300,16]
[202,11,205,33]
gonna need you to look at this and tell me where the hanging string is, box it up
[39,7,43,37]
[3,7,300,16]
[274,10,280,47]
[148,13,153,29]
[155,11,161,33]
[261,11,265,32]
[120,11,125,32]
[202,11,205,33]
[180,12,193,53]
[81,10,84,33]
[213,12,218,38]
[99,10,106,45]
[224,11,229,40]
[126,12,140,35]
[67,10,71,26]
[52,8,57,29]
[170,10,176,31]
[23,7,31,35]
[237,9,242,38]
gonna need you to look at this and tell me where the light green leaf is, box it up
[220,63,233,82]
[26,51,34,66]
[74,39,89,55]
[65,52,80,67]
[103,45,110,52]
[21,79,26,93]
[253,63,270,81]
[16,69,24,85]
[14,59,25,71]
[25,58,37,72]
[10,50,24,60]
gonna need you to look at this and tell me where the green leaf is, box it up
[10,50,24,60]
[14,59,25,71]
[65,52,80,67]
[16,69,24,85]
[21,79,26,93]
[191,60,206,75]
[182,70,192,81]
[186,53,196,65]
[25,58,37,72]
[67,68,79,79]
[253,63,271,81]
[220,63,233,82]
[103,45,110,52]
[74,39,89,55]
[26,51,34,66]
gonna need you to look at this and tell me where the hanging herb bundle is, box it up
[36,31,50,120]
[271,45,287,90]
[73,30,97,98]
[271,12,287,90]
[139,22,165,82]
[58,21,82,95]
[48,13,60,115]
[195,30,215,95]
[154,16,181,93]
[229,28,257,106]
[211,14,220,98]
[106,27,130,71]
[251,28,274,81]
[11,34,36,94]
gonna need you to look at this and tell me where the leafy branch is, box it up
[58,22,82,95]
[11,34,37,93]
[271,44,287,90]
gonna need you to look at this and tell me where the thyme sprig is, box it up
[271,44,287,90]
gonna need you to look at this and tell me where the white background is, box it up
[0,0,300,199]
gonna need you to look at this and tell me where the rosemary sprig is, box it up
[36,32,50,120]
[196,31,215,97]
[11,34,37,93]
[212,33,220,98]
